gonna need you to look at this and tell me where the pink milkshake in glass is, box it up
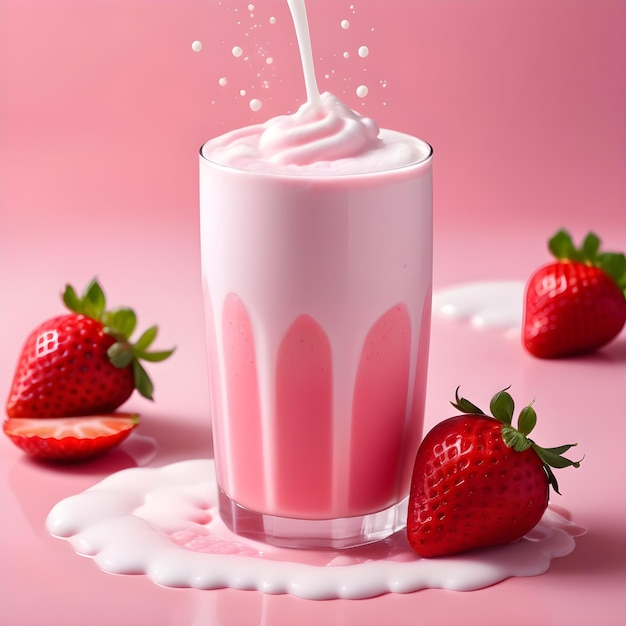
[199,1,432,548]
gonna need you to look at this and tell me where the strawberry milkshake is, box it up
[199,0,432,548]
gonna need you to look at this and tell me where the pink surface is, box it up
[1,0,625,624]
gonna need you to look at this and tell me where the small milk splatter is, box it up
[269,16,276,24]
[356,85,368,98]
[232,46,243,58]
[248,3,255,11]
[218,77,228,87]
[250,99,262,112]
[343,52,350,58]
[340,20,350,29]
[266,57,274,64]
[240,89,247,96]
[358,46,369,58]
[191,40,202,52]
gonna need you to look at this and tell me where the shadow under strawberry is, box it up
[121,411,214,464]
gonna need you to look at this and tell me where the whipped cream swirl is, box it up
[258,92,380,165]
[204,92,386,171]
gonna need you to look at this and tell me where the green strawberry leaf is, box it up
[542,464,561,495]
[532,442,581,469]
[82,279,107,321]
[135,325,158,352]
[517,403,537,436]
[548,230,577,261]
[62,284,82,313]
[136,348,176,362]
[133,360,154,400]
[450,386,485,415]
[597,252,626,293]
[501,425,532,452]
[581,232,601,260]
[63,278,107,321]
[104,308,137,341]
[489,387,514,425]
[107,342,134,368]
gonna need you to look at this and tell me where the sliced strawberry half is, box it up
[2,413,139,461]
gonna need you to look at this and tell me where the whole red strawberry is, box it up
[6,279,174,418]
[407,387,580,558]
[523,230,626,358]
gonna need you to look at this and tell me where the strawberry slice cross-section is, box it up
[3,413,139,461]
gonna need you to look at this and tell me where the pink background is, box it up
[1,1,625,624]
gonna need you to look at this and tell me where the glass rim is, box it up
[199,135,433,181]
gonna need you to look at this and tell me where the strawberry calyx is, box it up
[451,386,582,495]
[62,278,175,400]
[548,229,626,295]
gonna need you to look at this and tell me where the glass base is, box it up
[218,488,408,550]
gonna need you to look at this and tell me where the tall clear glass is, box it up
[200,134,433,548]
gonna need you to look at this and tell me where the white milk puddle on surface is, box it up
[46,458,585,600]
[432,281,525,332]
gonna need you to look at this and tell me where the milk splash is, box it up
[46,458,585,600]
[208,0,382,168]
[218,0,378,116]
[287,0,320,105]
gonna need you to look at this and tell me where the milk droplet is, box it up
[191,40,202,52]
[240,89,246,96]
[218,77,228,87]
[250,99,262,112]
[232,46,243,58]
[356,85,368,97]
[358,46,369,58]
[343,52,349,59]
[269,16,276,24]
[266,57,274,64]
[341,20,350,29]
[248,3,254,11]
